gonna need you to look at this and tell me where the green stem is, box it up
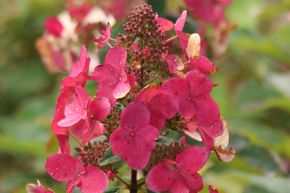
[115,174,130,188]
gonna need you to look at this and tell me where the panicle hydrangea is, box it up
[29,3,235,193]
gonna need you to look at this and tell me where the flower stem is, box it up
[115,174,130,188]
[130,169,138,193]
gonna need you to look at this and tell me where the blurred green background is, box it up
[0,0,290,193]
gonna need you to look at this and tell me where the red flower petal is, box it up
[44,17,63,37]
[175,11,187,32]
[45,154,83,182]
[90,97,111,121]
[146,160,177,192]
[104,46,127,69]
[190,55,217,74]
[155,17,174,32]
[79,166,108,193]
[176,146,210,173]
[121,102,150,130]
[185,70,212,98]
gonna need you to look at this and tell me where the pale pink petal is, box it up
[176,146,210,173]
[45,154,82,182]
[121,102,150,130]
[90,97,111,120]
[79,166,108,193]
[175,11,187,32]
[146,160,177,192]
[155,17,174,32]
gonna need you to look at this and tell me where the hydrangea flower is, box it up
[110,102,158,170]
[92,46,132,105]
[94,24,111,48]
[26,181,54,193]
[146,146,209,193]
[45,154,108,193]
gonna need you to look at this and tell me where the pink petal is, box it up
[57,108,83,127]
[161,77,187,98]
[93,64,119,87]
[175,11,187,32]
[178,97,196,119]
[79,166,108,193]
[166,54,178,73]
[196,97,223,137]
[90,97,111,120]
[45,154,83,182]
[26,182,55,193]
[146,160,177,192]
[56,135,70,154]
[176,31,190,54]
[150,93,178,119]
[66,178,81,193]
[155,17,174,32]
[190,56,217,74]
[180,172,203,193]
[135,86,162,105]
[113,81,131,99]
[94,24,111,49]
[176,146,209,173]
[170,178,190,193]
[121,102,150,130]
[44,17,63,37]
[69,46,89,78]
[185,70,212,98]
[104,46,127,69]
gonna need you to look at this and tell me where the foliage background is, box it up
[0,0,289,192]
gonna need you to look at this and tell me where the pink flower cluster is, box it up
[32,3,234,193]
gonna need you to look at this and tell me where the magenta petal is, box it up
[175,11,187,32]
[150,94,178,119]
[190,56,216,74]
[104,46,127,69]
[56,135,70,154]
[135,86,161,104]
[209,185,219,193]
[45,154,81,182]
[146,160,177,192]
[186,70,212,98]
[176,146,210,173]
[121,102,150,130]
[166,54,178,73]
[181,172,204,193]
[196,97,223,137]
[45,17,63,37]
[170,178,189,193]
[69,46,89,78]
[162,77,187,98]
[79,166,108,193]
[66,178,81,193]
[90,97,111,121]
[110,125,158,170]
[178,97,196,119]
